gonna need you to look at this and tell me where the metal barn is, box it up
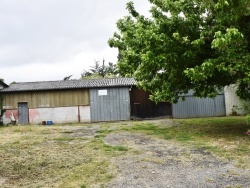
[0,78,136,124]
[90,87,130,122]
[0,78,229,124]
[172,91,226,118]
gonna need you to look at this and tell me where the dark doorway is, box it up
[130,88,172,119]
[18,102,28,125]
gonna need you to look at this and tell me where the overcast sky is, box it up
[0,0,151,84]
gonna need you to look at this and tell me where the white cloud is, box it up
[0,0,152,84]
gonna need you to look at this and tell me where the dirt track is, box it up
[103,132,250,188]
[0,120,249,188]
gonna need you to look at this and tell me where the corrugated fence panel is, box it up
[173,94,226,118]
[215,95,226,116]
[197,98,216,117]
[90,87,130,122]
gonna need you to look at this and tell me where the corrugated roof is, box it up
[0,78,136,92]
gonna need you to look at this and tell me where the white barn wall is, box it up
[29,106,91,124]
[224,85,248,116]
[79,106,91,122]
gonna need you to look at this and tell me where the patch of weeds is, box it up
[125,123,192,142]
[79,137,89,141]
[95,128,113,139]
[81,184,87,188]
[39,161,49,167]
[54,137,74,142]
[13,162,24,172]
[225,186,244,188]
[206,178,216,183]
[202,146,224,153]
[237,158,249,169]
[195,132,205,137]
[227,170,240,176]
[12,126,34,133]
[132,150,142,155]
[62,130,74,134]
[60,159,116,188]
[94,134,105,139]
[12,140,20,144]
[103,144,128,152]
[162,134,173,140]
[176,134,192,141]
[130,123,158,131]
[96,129,112,135]
[236,146,249,152]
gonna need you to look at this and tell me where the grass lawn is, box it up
[0,116,249,187]
[127,116,250,168]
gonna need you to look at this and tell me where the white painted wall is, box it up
[29,106,91,124]
[224,85,249,116]
[79,106,91,122]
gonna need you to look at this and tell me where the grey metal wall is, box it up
[90,87,130,122]
[172,94,226,118]
[18,102,29,125]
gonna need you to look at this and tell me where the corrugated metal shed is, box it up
[1,78,136,110]
[0,78,136,92]
[90,87,130,122]
[172,92,226,118]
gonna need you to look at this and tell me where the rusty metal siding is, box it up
[90,87,130,122]
[172,94,226,118]
[2,89,89,109]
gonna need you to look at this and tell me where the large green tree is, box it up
[108,0,250,102]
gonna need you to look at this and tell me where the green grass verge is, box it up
[124,117,250,168]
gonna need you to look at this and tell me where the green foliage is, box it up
[81,184,87,188]
[109,0,250,103]
[81,59,119,79]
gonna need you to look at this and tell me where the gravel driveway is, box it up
[102,132,250,188]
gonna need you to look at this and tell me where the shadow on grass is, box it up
[175,117,249,139]
[122,117,249,143]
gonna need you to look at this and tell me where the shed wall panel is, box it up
[28,106,91,124]
[3,89,89,109]
[79,106,91,122]
[173,94,225,118]
[90,87,130,122]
